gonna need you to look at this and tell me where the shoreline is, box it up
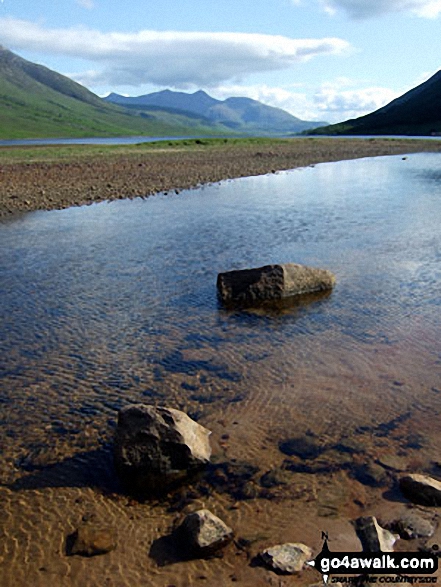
[1,137,441,217]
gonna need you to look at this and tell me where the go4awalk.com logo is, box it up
[307,533,438,584]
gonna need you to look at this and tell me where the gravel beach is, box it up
[1,137,441,217]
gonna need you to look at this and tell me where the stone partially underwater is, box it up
[114,404,212,495]
[217,263,336,308]
[176,509,234,557]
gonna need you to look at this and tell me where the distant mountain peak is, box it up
[0,47,232,139]
[105,88,327,135]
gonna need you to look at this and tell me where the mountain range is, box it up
[0,45,233,139]
[104,89,328,135]
[0,46,325,139]
[309,70,441,135]
[2,43,440,140]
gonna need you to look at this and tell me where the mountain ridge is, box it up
[105,89,328,135]
[0,47,234,139]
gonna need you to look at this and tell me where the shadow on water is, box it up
[148,528,228,567]
[149,533,187,567]
[6,445,264,504]
[7,444,121,494]
[149,530,207,567]
[216,288,333,318]
[157,349,242,382]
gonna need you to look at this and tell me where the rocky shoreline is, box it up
[1,137,441,217]
[65,403,441,583]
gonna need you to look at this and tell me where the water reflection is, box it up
[1,153,441,488]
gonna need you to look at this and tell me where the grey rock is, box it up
[68,524,117,557]
[400,474,441,506]
[217,263,335,307]
[391,511,435,539]
[355,516,398,552]
[260,542,313,574]
[114,404,211,493]
[177,509,233,556]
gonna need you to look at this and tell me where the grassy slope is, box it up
[0,49,232,139]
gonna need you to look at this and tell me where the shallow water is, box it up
[0,135,199,147]
[1,135,441,146]
[1,153,441,586]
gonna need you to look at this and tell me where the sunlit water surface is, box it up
[1,153,441,586]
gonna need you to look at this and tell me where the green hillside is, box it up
[309,70,441,136]
[0,46,230,139]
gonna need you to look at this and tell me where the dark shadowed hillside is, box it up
[309,70,441,135]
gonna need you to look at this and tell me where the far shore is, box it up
[1,136,441,217]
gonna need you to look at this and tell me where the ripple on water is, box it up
[1,154,441,585]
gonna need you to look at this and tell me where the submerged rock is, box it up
[355,516,398,552]
[352,462,390,488]
[377,454,408,472]
[260,542,313,574]
[399,474,441,506]
[177,509,233,557]
[279,435,326,460]
[217,263,335,307]
[114,404,211,494]
[68,524,117,557]
[390,510,436,539]
[259,468,292,488]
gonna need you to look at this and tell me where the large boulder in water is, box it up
[217,263,335,308]
[114,404,212,494]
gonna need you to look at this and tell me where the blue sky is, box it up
[0,0,440,123]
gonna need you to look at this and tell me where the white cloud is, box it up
[322,0,441,19]
[76,0,94,8]
[312,80,399,121]
[211,83,320,121]
[209,79,399,123]
[0,17,351,88]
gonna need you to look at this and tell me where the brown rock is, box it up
[68,524,116,557]
[114,404,211,494]
[217,263,335,307]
